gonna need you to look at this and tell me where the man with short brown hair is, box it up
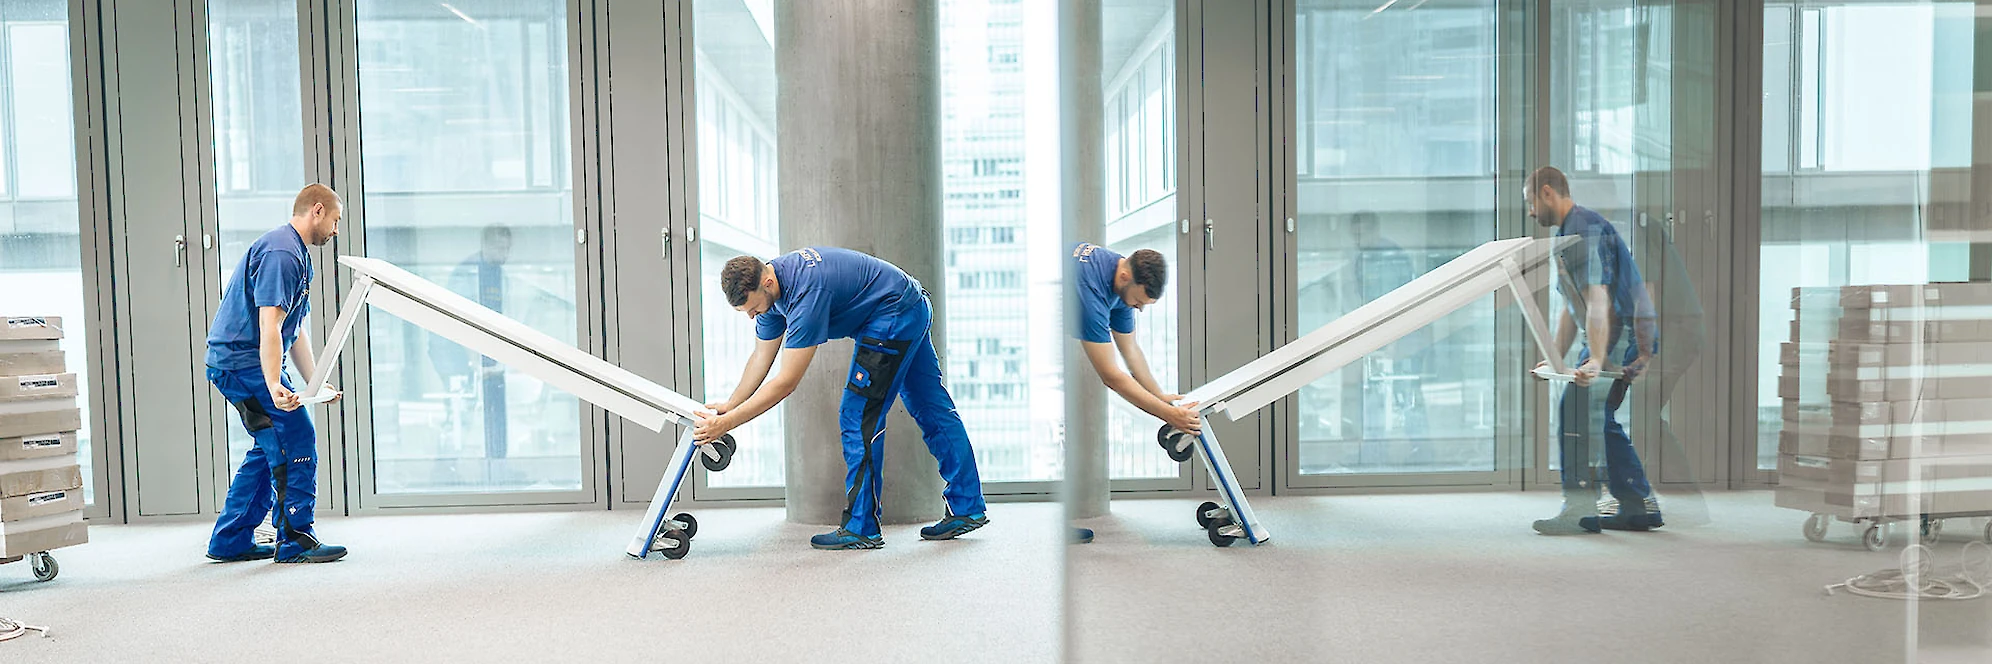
[204,184,348,564]
[699,247,987,550]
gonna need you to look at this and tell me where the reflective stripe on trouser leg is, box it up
[895,334,985,517]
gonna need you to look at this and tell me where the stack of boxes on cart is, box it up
[0,315,89,562]
[1776,283,1992,545]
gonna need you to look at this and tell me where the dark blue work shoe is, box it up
[1072,527,1095,544]
[919,513,989,540]
[810,528,884,550]
[1582,512,1662,532]
[276,544,348,564]
[206,545,275,563]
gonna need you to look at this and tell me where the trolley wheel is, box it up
[1195,501,1224,531]
[1802,513,1830,543]
[672,512,699,540]
[701,434,738,473]
[1862,523,1888,552]
[30,552,57,582]
[1920,517,1944,545]
[1155,425,1194,464]
[654,529,692,560]
[1206,523,1237,548]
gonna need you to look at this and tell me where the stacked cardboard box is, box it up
[1775,284,1992,521]
[0,316,88,560]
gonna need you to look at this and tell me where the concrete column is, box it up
[1061,0,1110,519]
[776,0,946,527]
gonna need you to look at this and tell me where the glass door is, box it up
[350,0,593,507]
[0,0,96,509]
[202,0,317,511]
[1285,0,1505,488]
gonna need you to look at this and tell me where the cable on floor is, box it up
[1,617,51,642]
[1826,541,1992,600]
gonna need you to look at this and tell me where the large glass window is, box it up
[355,0,582,495]
[1101,0,1179,480]
[207,0,306,478]
[0,0,88,502]
[694,0,783,488]
[1757,1,1975,471]
[940,0,1061,483]
[1291,0,1499,476]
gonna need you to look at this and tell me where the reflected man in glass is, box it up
[1068,242,1204,544]
[1525,167,1663,535]
[1349,212,1431,467]
[429,225,512,469]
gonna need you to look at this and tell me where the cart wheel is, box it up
[701,434,737,473]
[30,552,56,582]
[1206,524,1237,548]
[1920,517,1944,545]
[654,529,692,560]
[1803,513,1830,543]
[672,512,699,540]
[1862,523,1888,552]
[1155,425,1194,463]
[1195,501,1224,531]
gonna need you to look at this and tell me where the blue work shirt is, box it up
[755,247,921,348]
[1555,206,1655,347]
[206,224,313,370]
[1070,242,1135,344]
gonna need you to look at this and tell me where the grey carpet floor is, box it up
[1069,491,1992,664]
[5,492,1991,663]
[0,503,1062,663]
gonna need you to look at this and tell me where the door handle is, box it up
[660,227,670,258]
[173,235,187,268]
[1204,219,1215,250]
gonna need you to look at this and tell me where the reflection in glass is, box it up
[694,0,784,488]
[1292,0,1497,475]
[356,0,582,494]
[0,0,89,501]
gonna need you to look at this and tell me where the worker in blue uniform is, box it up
[203,184,349,564]
[694,247,988,550]
[1068,242,1204,544]
[1524,166,1664,535]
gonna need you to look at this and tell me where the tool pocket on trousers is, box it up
[231,397,275,433]
[848,337,909,401]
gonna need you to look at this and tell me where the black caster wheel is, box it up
[1862,523,1888,552]
[701,434,738,473]
[654,529,692,560]
[1920,517,1944,545]
[673,512,699,540]
[1155,425,1194,463]
[30,552,57,582]
[1802,513,1830,543]
[1196,501,1224,531]
[1206,523,1237,548]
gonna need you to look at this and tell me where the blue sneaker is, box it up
[206,545,275,563]
[810,528,884,550]
[276,542,348,564]
[1072,527,1095,544]
[920,513,989,540]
